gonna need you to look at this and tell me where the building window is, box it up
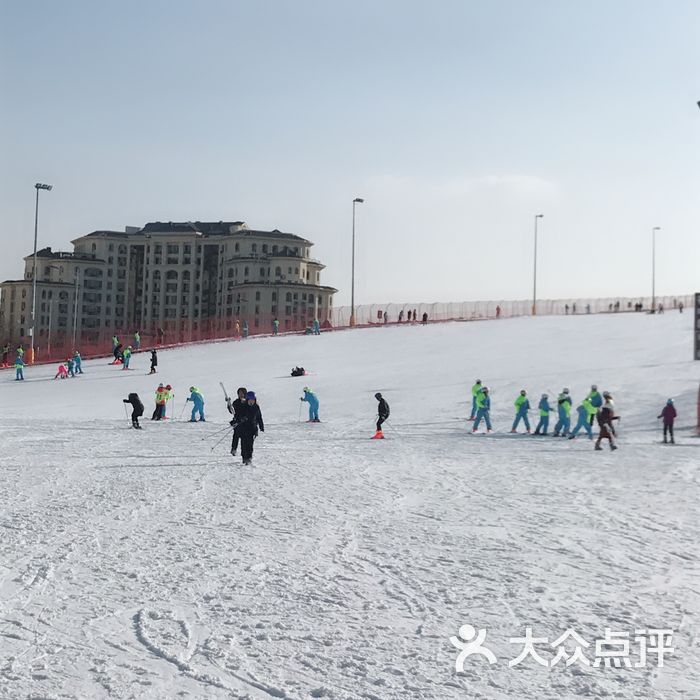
[275,266,281,276]
[286,292,292,302]
[262,244,268,254]
[255,291,261,301]
[234,243,239,252]
[259,267,265,277]
[244,267,249,277]
[252,244,257,253]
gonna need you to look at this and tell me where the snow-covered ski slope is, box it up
[1,311,698,699]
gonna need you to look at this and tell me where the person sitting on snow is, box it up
[291,366,306,377]
[300,387,320,422]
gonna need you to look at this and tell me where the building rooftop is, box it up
[23,247,104,263]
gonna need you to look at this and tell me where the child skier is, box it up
[553,388,572,437]
[586,384,603,425]
[66,356,76,378]
[164,384,173,418]
[54,363,68,379]
[134,330,141,351]
[472,386,492,433]
[73,350,83,374]
[123,392,144,429]
[152,383,166,420]
[2,343,9,367]
[186,386,206,422]
[658,399,676,444]
[14,355,25,380]
[469,379,483,421]
[511,390,531,433]
[595,392,619,451]
[227,387,248,455]
[122,346,132,370]
[534,394,554,435]
[149,349,158,374]
[301,387,320,422]
[373,392,390,439]
[568,398,597,439]
[237,391,264,465]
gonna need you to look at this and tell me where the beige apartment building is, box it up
[0,221,337,353]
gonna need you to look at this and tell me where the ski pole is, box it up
[210,427,233,452]
[298,400,302,422]
[123,403,130,423]
[179,401,187,421]
[201,423,232,440]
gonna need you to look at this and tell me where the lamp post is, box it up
[652,226,660,312]
[350,197,364,327]
[72,272,80,350]
[532,214,544,315]
[47,264,61,358]
[30,182,53,363]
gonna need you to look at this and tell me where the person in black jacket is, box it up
[594,393,619,451]
[373,392,390,439]
[149,349,158,374]
[123,392,144,429]
[226,387,248,455]
[236,391,264,465]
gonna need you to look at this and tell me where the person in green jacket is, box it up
[469,379,483,421]
[568,398,597,439]
[122,346,132,370]
[553,388,572,437]
[511,390,531,433]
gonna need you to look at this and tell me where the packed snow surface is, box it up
[1,312,698,699]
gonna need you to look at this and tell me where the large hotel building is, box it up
[0,221,337,352]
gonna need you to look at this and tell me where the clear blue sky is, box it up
[1,0,699,304]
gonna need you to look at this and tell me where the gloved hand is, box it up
[229,420,237,427]
[260,427,264,432]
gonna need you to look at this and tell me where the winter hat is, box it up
[475,379,482,384]
[303,386,310,392]
[189,386,195,392]
[591,384,598,391]
[375,392,382,400]
[246,391,256,401]
[563,388,570,394]
[158,383,164,388]
[482,386,490,393]
[603,391,611,398]
[237,387,247,396]
[667,398,674,404]
[541,393,548,399]
[520,389,526,395]
[166,384,172,390]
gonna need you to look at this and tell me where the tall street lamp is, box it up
[30,182,53,363]
[532,214,544,315]
[47,264,62,358]
[652,226,660,312]
[350,197,364,327]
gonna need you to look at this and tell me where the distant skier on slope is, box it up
[373,392,390,439]
[657,399,676,444]
[237,391,264,465]
[553,388,572,437]
[226,387,248,456]
[568,397,597,440]
[595,392,619,451]
[534,394,554,435]
[472,386,492,433]
[149,349,158,374]
[301,387,320,422]
[469,379,483,421]
[123,392,144,429]
[186,386,206,422]
[511,389,531,433]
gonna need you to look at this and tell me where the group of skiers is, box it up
[469,380,678,450]
[54,352,84,379]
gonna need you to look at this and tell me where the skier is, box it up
[112,335,119,351]
[553,388,572,437]
[227,387,248,456]
[2,343,8,367]
[149,349,158,374]
[272,318,279,336]
[112,343,124,365]
[237,391,264,465]
[123,392,144,429]
[568,398,597,439]
[122,346,132,370]
[14,355,25,380]
[152,383,166,420]
[534,394,554,435]
[54,363,68,379]
[313,318,320,335]
[300,387,320,422]
[373,392,390,439]
[472,386,492,433]
[133,330,141,351]
[469,379,483,421]
[66,356,76,378]
[164,384,174,418]
[595,392,619,451]
[186,386,206,422]
[586,384,603,425]
[511,389,531,433]
[658,399,676,444]
[73,350,83,374]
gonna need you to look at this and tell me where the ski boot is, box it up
[594,444,603,451]
[371,431,385,439]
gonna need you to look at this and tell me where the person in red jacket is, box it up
[657,399,677,444]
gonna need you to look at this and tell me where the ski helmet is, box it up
[303,386,310,392]
[375,392,382,400]
[563,388,570,394]
[475,379,482,384]
[189,386,195,392]
[482,386,490,392]
[166,384,172,390]
[520,389,526,395]
[591,384,598,391]
[541,393,548,399]
[158,383,164,388]
[667,398,674,404]
[603,391,611,399]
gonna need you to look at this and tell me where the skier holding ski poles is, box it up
[236,391,264,465]
[226,386,248,456]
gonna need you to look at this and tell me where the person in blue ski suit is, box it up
[187,386,205,422]
[300,387,320,422]
[472,386,492,432]
[534,394,554,435]
[511,390,531,433]
[73,351,83,374]
[586,385,603,424]
[14,355,25,380]
[553,388,572,436]
[568,398,597,439]
[312,318,320,335]
[66,356,76,378]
